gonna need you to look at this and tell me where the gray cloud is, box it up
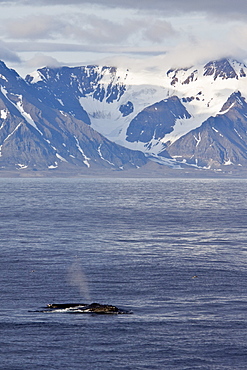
[2,0,247,75]
[143,19,177,43]
[3,15,64,40]
[7,41,167,55]
[0,40,21,62]
[2,0,247,18]
[69,16,177,44]
[64,15,134,44]
[3,13,177,45]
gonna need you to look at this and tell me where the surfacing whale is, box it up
[43,302,132,314]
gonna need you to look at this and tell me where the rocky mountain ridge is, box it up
[0,61,147,173]
[1,58,247,175]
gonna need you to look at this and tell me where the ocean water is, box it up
[0,177,247,369]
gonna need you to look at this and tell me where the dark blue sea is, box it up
[1,178,247,369]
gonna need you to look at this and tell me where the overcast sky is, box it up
[1,0,247,76]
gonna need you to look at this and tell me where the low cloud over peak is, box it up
[0,40,21,63]
[1,0,247,77]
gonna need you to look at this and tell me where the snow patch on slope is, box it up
[0,109,8,119]
[74,136,90,167]
[15,96,43,135]
[28,70,43,84]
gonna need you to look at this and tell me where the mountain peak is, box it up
[219,91,246,113]
[203,58,240,80]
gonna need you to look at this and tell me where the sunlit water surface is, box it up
[1,178,247,369]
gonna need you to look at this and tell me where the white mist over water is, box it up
[67,260,91,302]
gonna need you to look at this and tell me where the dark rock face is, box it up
[26,65,126,122]
[164,92,247,168]
[45,302,131,314]
[119,101,134,117]
[126,96,191,143]
[203,59,238,80]
[182,70,198,84]
[167,67,191,86]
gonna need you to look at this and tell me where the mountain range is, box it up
[1,58,247,176]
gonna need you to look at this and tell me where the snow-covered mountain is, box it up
[0,61,147,172]
[0,57,247,174]
[26,58,247,171]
